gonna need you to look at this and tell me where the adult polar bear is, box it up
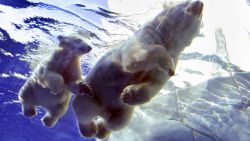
[73,1,203,139]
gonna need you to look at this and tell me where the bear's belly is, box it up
[86,56,136,108]
[27,81,69,107]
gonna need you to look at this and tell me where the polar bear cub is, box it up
[18,35,92,127]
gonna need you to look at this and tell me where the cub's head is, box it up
[57,35,92,55]
[156,1,203,47]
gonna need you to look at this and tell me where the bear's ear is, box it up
[163,1,173,10]
[57,35,65,41]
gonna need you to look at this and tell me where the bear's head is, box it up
[57,35,92,55]
[155,1,203,47]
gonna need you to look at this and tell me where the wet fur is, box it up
[18,36,92,127]
[73,1,203,139]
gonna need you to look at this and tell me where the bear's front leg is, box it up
[120,81,164,105]
[37,71,64,95]
[68,81,93,97]
[120,84,150,105]
[120,70,170,105]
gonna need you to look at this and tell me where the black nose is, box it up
[79,46,92,53]
[87,46,92,52]
[190,1,203,16]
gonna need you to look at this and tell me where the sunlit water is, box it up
[0,0,249,141]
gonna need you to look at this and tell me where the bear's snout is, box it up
[188,1,203,16]
[79,45,92,53]
[86,46,92,52]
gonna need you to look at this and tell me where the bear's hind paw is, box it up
[23,108,36,117]
[96,121,111,139]
[78,122,97,138]
[41,116,57,128]
[22,104,36,117]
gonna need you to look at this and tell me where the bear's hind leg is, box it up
[73,95,101,138]
[18,83,37,117]
[95,120,111,139]
[105,107,134,131]
[41,93,70,127]
[41,112,57,127]
[41,103,67,127]
[94,107,134,139]
[78,121,97,138]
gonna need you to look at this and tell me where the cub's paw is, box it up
[41,116,57,128]
[78,81,94,97]
[23,106,36,117]
[120,85,150,105]
[49,83,64,95]
[44,72,64,95]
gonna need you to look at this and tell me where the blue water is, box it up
[0,0,108,140]
[0,0,250,141]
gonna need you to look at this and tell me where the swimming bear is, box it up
[73,1,203,139]
[19,35,92,127]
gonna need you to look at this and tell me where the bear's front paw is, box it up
[43,72,64,95]
[120,86,135,105]
[50,84,64,95]
[120,85,150,105]
[78,82,94,97]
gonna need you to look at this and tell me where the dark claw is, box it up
[79,82,94,97]
[121,91,133,104]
